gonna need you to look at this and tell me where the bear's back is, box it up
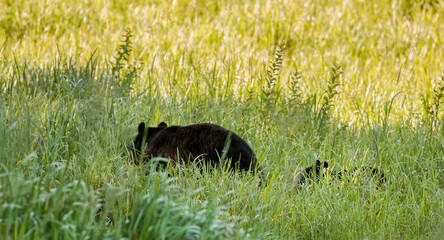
[146,123,256,170]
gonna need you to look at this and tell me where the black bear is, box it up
[336,166,386,183]
[294,160,386,190]
[294,160,329,189]
[128,122,261,177]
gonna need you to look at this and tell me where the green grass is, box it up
[1,0,443,239]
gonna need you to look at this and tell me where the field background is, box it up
[1,0,443,239]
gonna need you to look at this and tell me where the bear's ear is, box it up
[138,122,145,134]
[323,161,329,168]
[304,166,313,174]
[158,122,167,128]
[315,160,321,168]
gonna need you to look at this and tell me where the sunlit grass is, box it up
[1,0,443,239]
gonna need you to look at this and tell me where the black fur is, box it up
[337,166,386,183]
[294,160,329,187]
[295,160,386,189]
[129,122,260,174]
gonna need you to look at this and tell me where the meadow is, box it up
[1,0,443,239]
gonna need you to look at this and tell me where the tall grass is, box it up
[1,0,443,239]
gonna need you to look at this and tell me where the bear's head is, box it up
[128,122,167,164]
[294,160,330,190]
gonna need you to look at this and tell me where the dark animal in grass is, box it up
[336,166,386,184]
[294,160,329,189]
[128,122,262,182]
[294,160,386,190]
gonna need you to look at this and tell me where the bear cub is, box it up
[295,160,386,190]
[294,160,329,187]
[128,122,260,174]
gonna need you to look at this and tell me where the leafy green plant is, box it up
[422,74,444,129]
[110,28,139,95]
[262,43,285,105]
[111,28,133,76]
[288,69,302,104]
[310,64,342,141]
